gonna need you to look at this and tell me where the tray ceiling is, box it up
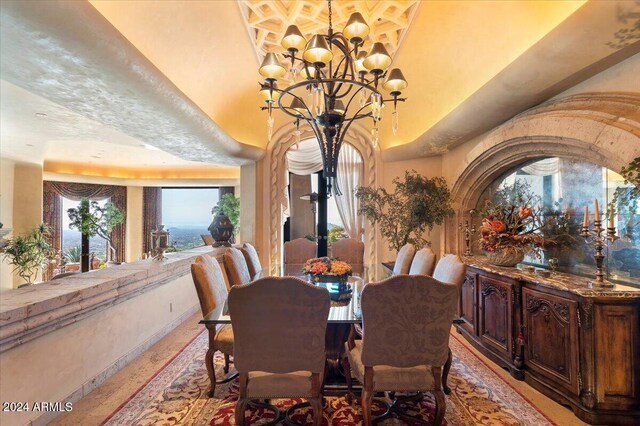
[238,0,420,60]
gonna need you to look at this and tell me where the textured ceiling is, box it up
[3,0,639,180]
[0,80,240,179]
[89,0,590,150]
[238,0,420,60]
[0,0,261,174]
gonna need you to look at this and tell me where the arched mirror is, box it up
[473,157,638,287]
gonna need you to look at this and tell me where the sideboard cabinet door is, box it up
[523,287,580,397]
[478,275,514,361]
[458,272,477,336]
[594,303,640,410]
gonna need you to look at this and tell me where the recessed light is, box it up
[35,112,48,118]
[91,155,101,159]
[25,144,34,147]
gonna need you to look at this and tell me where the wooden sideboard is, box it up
[457,258,640,425]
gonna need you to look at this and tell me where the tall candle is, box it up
[609,211,615,228]
[583,206,588,227]
[594,198,600,221]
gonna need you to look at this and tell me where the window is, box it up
[62,197,108,264]
[479,157,639,286]
[161,188,220,251]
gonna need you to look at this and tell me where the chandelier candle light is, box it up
[258,0,408,194]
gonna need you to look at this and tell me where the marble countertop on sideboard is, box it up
[464,256,640,298]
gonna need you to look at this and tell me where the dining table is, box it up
[199,264,459,395]
[200,264,390,393]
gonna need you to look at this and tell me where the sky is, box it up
[161,188,220,228]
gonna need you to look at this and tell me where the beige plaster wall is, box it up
[239,162,256,246]
[443,52,640,190]
[1,159,16,292]
[10,163,43,287]
[551,53,640,98]
[379,156,444,262]
[0,272,199,426]
[126,186,144,262]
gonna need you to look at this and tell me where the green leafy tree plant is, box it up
[67,198,124,270]
[63,246,82,263]
[212,193,240,236]
[356,170,454,252]
[608,157,639,243]
[2,224,54,285]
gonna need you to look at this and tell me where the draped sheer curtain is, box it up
[284,139,364,239]
[284,140,323,219]
[334,143,364,239]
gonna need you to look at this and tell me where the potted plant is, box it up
[209,193,240,247]
[608,157,639,276]
[67,198,124,272]
[478,182,556,266]
[2,224,54,286]
[355,170,454,253]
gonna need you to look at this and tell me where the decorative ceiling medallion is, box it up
[238,0,420,60]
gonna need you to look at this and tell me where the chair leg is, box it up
[343,352,353,394]
[310,396,323,426]
[432,366,446,426]
[442,347,453,395]
[205,333,217,397]
[362,367,374,426]
[433,389,446,426]
[235,397,249,426]
[224,353,230,374]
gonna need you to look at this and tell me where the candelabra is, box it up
[581,219,618,287]
[459,212,477,257]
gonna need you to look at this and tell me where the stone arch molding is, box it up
[446,92,640,254]
[263,121,382,270]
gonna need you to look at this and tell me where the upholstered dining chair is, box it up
[228,277,330,426]
[432,253,466,394]
[433,254,466,286]
[344,274,459,426]
[200,234,215,246]
[283,238,317,275]
[392,243,416,275]
[409,247,436,276]
[191,255,234,397]
[223,247,252,287]
[331,238,365,275]
[240,243,262,278]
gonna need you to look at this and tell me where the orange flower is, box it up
[518,207,533,218]
[486,220,506,233]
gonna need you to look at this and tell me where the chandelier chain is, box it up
[327,0,333,35]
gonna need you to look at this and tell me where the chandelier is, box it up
[258,0,408,193]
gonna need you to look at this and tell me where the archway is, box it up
[445,92,640,254]
[263,121,381,269]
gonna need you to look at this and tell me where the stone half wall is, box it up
[444,92,640,255]
[0,247,227,426]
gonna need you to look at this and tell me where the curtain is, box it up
[219,186,235,197]
[521,158,560,175]
[286,139,323,175]
[334,143,364,239]
[142,187,162,254]
[43,182,62,280]
[43,181,127,280]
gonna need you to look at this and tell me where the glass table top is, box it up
[200,264,391,325]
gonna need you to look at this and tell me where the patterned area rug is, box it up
[102,331,554,425]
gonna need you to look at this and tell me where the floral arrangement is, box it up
[478,182,556,257]
[302,257,352,278]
